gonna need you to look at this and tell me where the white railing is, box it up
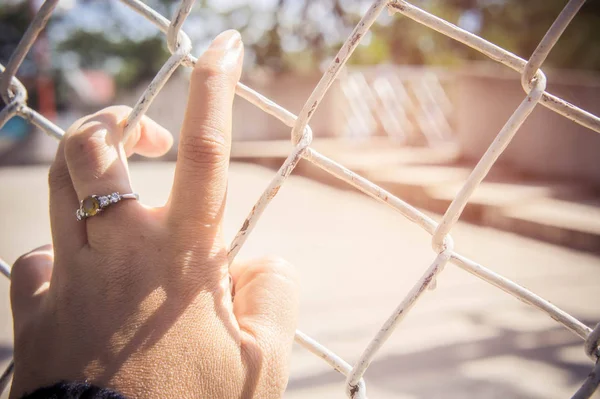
[339,68,453,144]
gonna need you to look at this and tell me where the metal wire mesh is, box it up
[1,0,599,398]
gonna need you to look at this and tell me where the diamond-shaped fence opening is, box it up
[1,0,599,398]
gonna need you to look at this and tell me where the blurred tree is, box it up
[276,0,600,72]
[0,2,33,72]
[57,31,170,88]
[54,0,179,89]
[1,0,599,93]
[474,0,600,71]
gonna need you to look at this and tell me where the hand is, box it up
[9,30,299,399]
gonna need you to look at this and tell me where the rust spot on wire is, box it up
[268,186,280,200]
[350,33,362,46]
[388,1,407,13]
[421,272,435,293]
[307,101,318,118]
[240,205,256,234]
[240,219,250,233]
[281,147,305,177]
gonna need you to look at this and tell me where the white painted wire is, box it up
[0,0,598,397]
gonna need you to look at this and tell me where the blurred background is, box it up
[1,0,600,398]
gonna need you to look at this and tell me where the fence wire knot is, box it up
[585,323,600,361]
[1,0,599,398]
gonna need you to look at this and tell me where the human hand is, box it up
[9,30,299,399]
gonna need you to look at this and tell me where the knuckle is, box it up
[100,105,131,115]
[64,125,109,168]
[179,129,228,166]
[91,106,130,131]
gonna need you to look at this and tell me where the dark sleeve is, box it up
[20,381,127,399]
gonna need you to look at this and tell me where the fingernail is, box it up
[211,29,242,51]
[208,30,242,69]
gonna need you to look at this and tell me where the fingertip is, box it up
[160,125,175,152]
[197,29,243,67]
[215,29,242,45]
[90,105,173,158]
[191,29,244,87]
[134,117,174,157]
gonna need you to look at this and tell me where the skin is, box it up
[9,30,299,399]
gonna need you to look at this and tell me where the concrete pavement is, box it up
[0,162,598,398]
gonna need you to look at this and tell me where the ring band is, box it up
[76,192,139,221]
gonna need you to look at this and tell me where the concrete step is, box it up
[360,165,522,215]
[486,198,600,253]
[230,139,600,253]
[425,180,591,224]
[362,167,599,253]
[231,139,460,170]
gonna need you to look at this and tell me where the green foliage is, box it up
[1,0,599,93]
[0,2,36,71]
[57,31,170,88]
[349,34,390,66]
[233,0,600,72]
[368,0,600,70]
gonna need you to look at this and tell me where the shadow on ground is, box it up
[287,314,596,398]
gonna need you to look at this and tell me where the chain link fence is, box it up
[1,0,600,397]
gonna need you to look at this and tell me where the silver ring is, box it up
[76,192,139,221]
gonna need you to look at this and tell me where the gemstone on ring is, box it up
[81,196,101,216]
[99,196,110,207]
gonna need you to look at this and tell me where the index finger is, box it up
[49,106,173,251]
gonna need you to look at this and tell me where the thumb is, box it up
[10,244,54,326]
[230,257,299,391]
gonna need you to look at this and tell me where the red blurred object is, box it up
[30,0,56,120]
[36,75,56,120]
